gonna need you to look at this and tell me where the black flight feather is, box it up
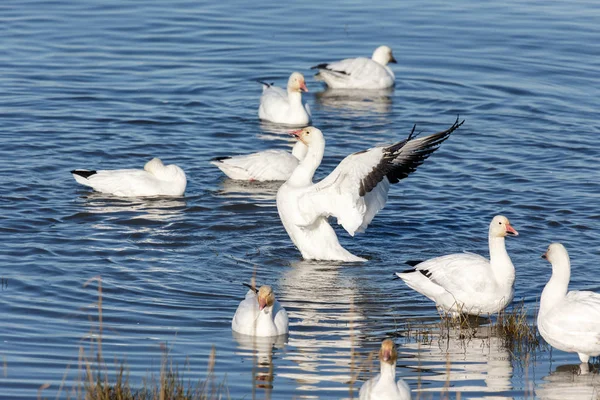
[242,282,258,293]
[71,170,97,179]
[257,80,273,88]
[211,156,231,162]
[405,260,424,267]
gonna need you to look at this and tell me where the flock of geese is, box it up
[69,46,600,398]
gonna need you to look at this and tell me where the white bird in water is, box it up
[359,339,411,400]
[231,284,289,337]
[395,215,518,316]
[276,118,463,262]
[312,46,397,89]
[71,157,187,197]
[538,243,600,368]
[258,72,311,126]
[210,141,308,181]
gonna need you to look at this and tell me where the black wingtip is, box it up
[311,63,329,70]
[257,80,273,88]
[71,170,97,179]
[405,260,424,267]
[211,156,231,162]
[242,282,258,293]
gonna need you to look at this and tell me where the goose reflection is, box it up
[403,325,513,398]
[232,331,288,396]
[215,179,282,202]
[536,364,600,400]
[315,88,394,116]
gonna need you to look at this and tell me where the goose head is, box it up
[379,339,398,365]
[290,126,324,147]
[144,158,186,182]
[541,242,569,265]
[489,215,519,238]
[372,45,397,66]
[287,72,308,93]
[257,285,276,313]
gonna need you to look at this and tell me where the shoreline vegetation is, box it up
[39,279,553,399]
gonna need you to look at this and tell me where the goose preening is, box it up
[70,158,187,197]
[276,118,464,262]
[359,339,411,400]
[395,215,519,315]
[258,72,311,126]
[538,243,600,366]
[210,141,308,181]
[231,284,289,337]
[311,46,397,90]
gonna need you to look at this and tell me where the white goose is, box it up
[258,72,311,126]
[276,118,463,262]
[359,339,411,400]
[311,46,397,89]
[395,215,519,315]
[71,158,186,197]
[210,141,308,181]
[231,284,289,337]
[538,243,600,366]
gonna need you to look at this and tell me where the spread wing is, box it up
[297,118,464,236]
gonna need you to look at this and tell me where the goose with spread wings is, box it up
[276,118,464,262]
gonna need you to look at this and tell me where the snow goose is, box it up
[258,72,311,126]
[538,243,600,366]
[359,339,411,400]
[71,158,186,197]
[276,118,463,262]
[395,215,519,315]
[311,46,397,89]
[210,141,308,181]
[232,284,289,337]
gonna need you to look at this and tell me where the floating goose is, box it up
[231,284,289,337]
[538,243,600,366]
[210,141,308,181]
[276,118,463,262]
[395,215,518,315]
[258,72,311,126]
[311,46,397,89]
[71,158,187,197]
[359,339,411,400]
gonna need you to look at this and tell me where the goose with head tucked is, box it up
[232,284,289,337]
[359,339,411,400]
[395,215,519,316]
[210,141,308,181]
[312,45,397,89]
[276,118,463,262]
[538,243,600,367]
[258,72,311,126]
[71,157,187,197]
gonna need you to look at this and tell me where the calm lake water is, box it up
[1,0,600,398]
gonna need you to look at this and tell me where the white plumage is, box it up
[231,285,288,337]
[276,118,463,262]
[312,46,397,89]
[258,72,311,126]
[210,141,308,181]
[71,157,187,197]
[538,243,600,365]
[359,339,411,400]
[395,215,519,316]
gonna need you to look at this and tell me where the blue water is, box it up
[1,0,600,398]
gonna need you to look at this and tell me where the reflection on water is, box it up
[77,192,187,221]
[315,88,394,116]
[216,179,282,202]
[536,364,600,400]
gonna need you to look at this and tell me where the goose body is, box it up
[538,243,600,364]
[359,339,411,400]
[276,118,463,262]
[211,141,308,181]
[258,72,311,126]
[396,216,518,315]
[231,286,288,337]
[312,46,397,89]
[71,158,186,197]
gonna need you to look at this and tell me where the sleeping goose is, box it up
[232,284,289,337]
[276,118,463,262]
[538,243,600,366]
[312,46,397,89]
[359,339,411,400]
[71,157,186,197]
[258,72,311,126]
[395,215,519,316]
[210,141,308,181]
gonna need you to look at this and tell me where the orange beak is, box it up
[299,81,308,92]
[382,349,391,362]
[258,297,267,311]
[541,250,548,260]
[506,223,519,237]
